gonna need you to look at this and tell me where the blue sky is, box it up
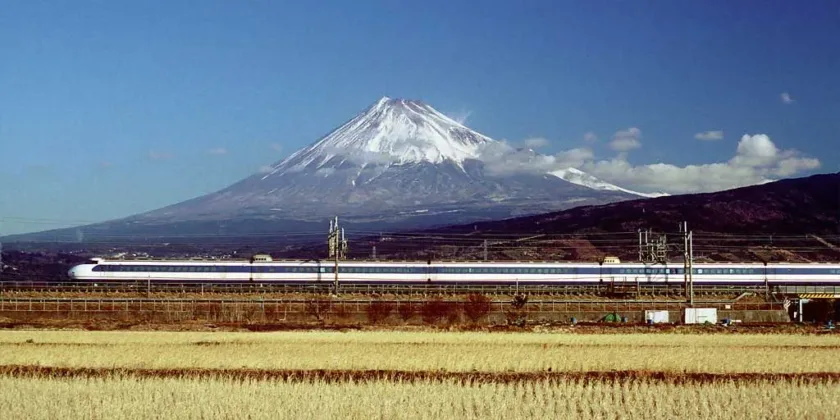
[1,0,838,235]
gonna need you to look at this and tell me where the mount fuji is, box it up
[11,97,653,243]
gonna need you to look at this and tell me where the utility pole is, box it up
[689,227,694,306]
[638,229,643,262]
[328,217,347,295]
[682,221,694,306]
[483,239,488,261]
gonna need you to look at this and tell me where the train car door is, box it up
[425,259,436,283]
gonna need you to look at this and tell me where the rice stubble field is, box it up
[0,330,838,418]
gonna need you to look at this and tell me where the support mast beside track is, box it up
[328,217,347,295]
[682,221,694,306]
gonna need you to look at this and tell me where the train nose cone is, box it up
[68,268,76,278]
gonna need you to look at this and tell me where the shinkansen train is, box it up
[67,255,840,285]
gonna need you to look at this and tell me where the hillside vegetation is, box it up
[352,173,840,262]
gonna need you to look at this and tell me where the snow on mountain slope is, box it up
[262,97,493,179]
[550,168,669,198]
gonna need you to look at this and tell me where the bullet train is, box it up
[67,255,840,285]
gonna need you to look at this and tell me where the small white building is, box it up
[645,310,670,324]
[684,308,718,324]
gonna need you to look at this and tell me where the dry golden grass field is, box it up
[0,330,838,418]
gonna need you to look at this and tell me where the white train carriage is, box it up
[67,257,840,285]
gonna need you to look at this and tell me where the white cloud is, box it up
[774,156,820,177]
[781,92,794,104]
[694,130,724,141]
[270,143,284,153]
[522,137,549,149]
[207,147,228,155]
[447,109,472,125]
[476,139,593,176]
[729,134,779,167]
[583,132,598,143]
[609,127,642,152]
[581,134,820,194]
[554,148,595,167]
[474,132,818,195]
[257,165,274,174]
[148,151,172,160]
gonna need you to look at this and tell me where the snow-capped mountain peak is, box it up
[549,168,669,198]
[263,97,494,178]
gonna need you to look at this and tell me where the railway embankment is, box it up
[0,294,791,330]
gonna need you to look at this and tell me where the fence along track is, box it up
[0,280,796,297]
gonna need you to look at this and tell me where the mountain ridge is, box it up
[5,97,687,242]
